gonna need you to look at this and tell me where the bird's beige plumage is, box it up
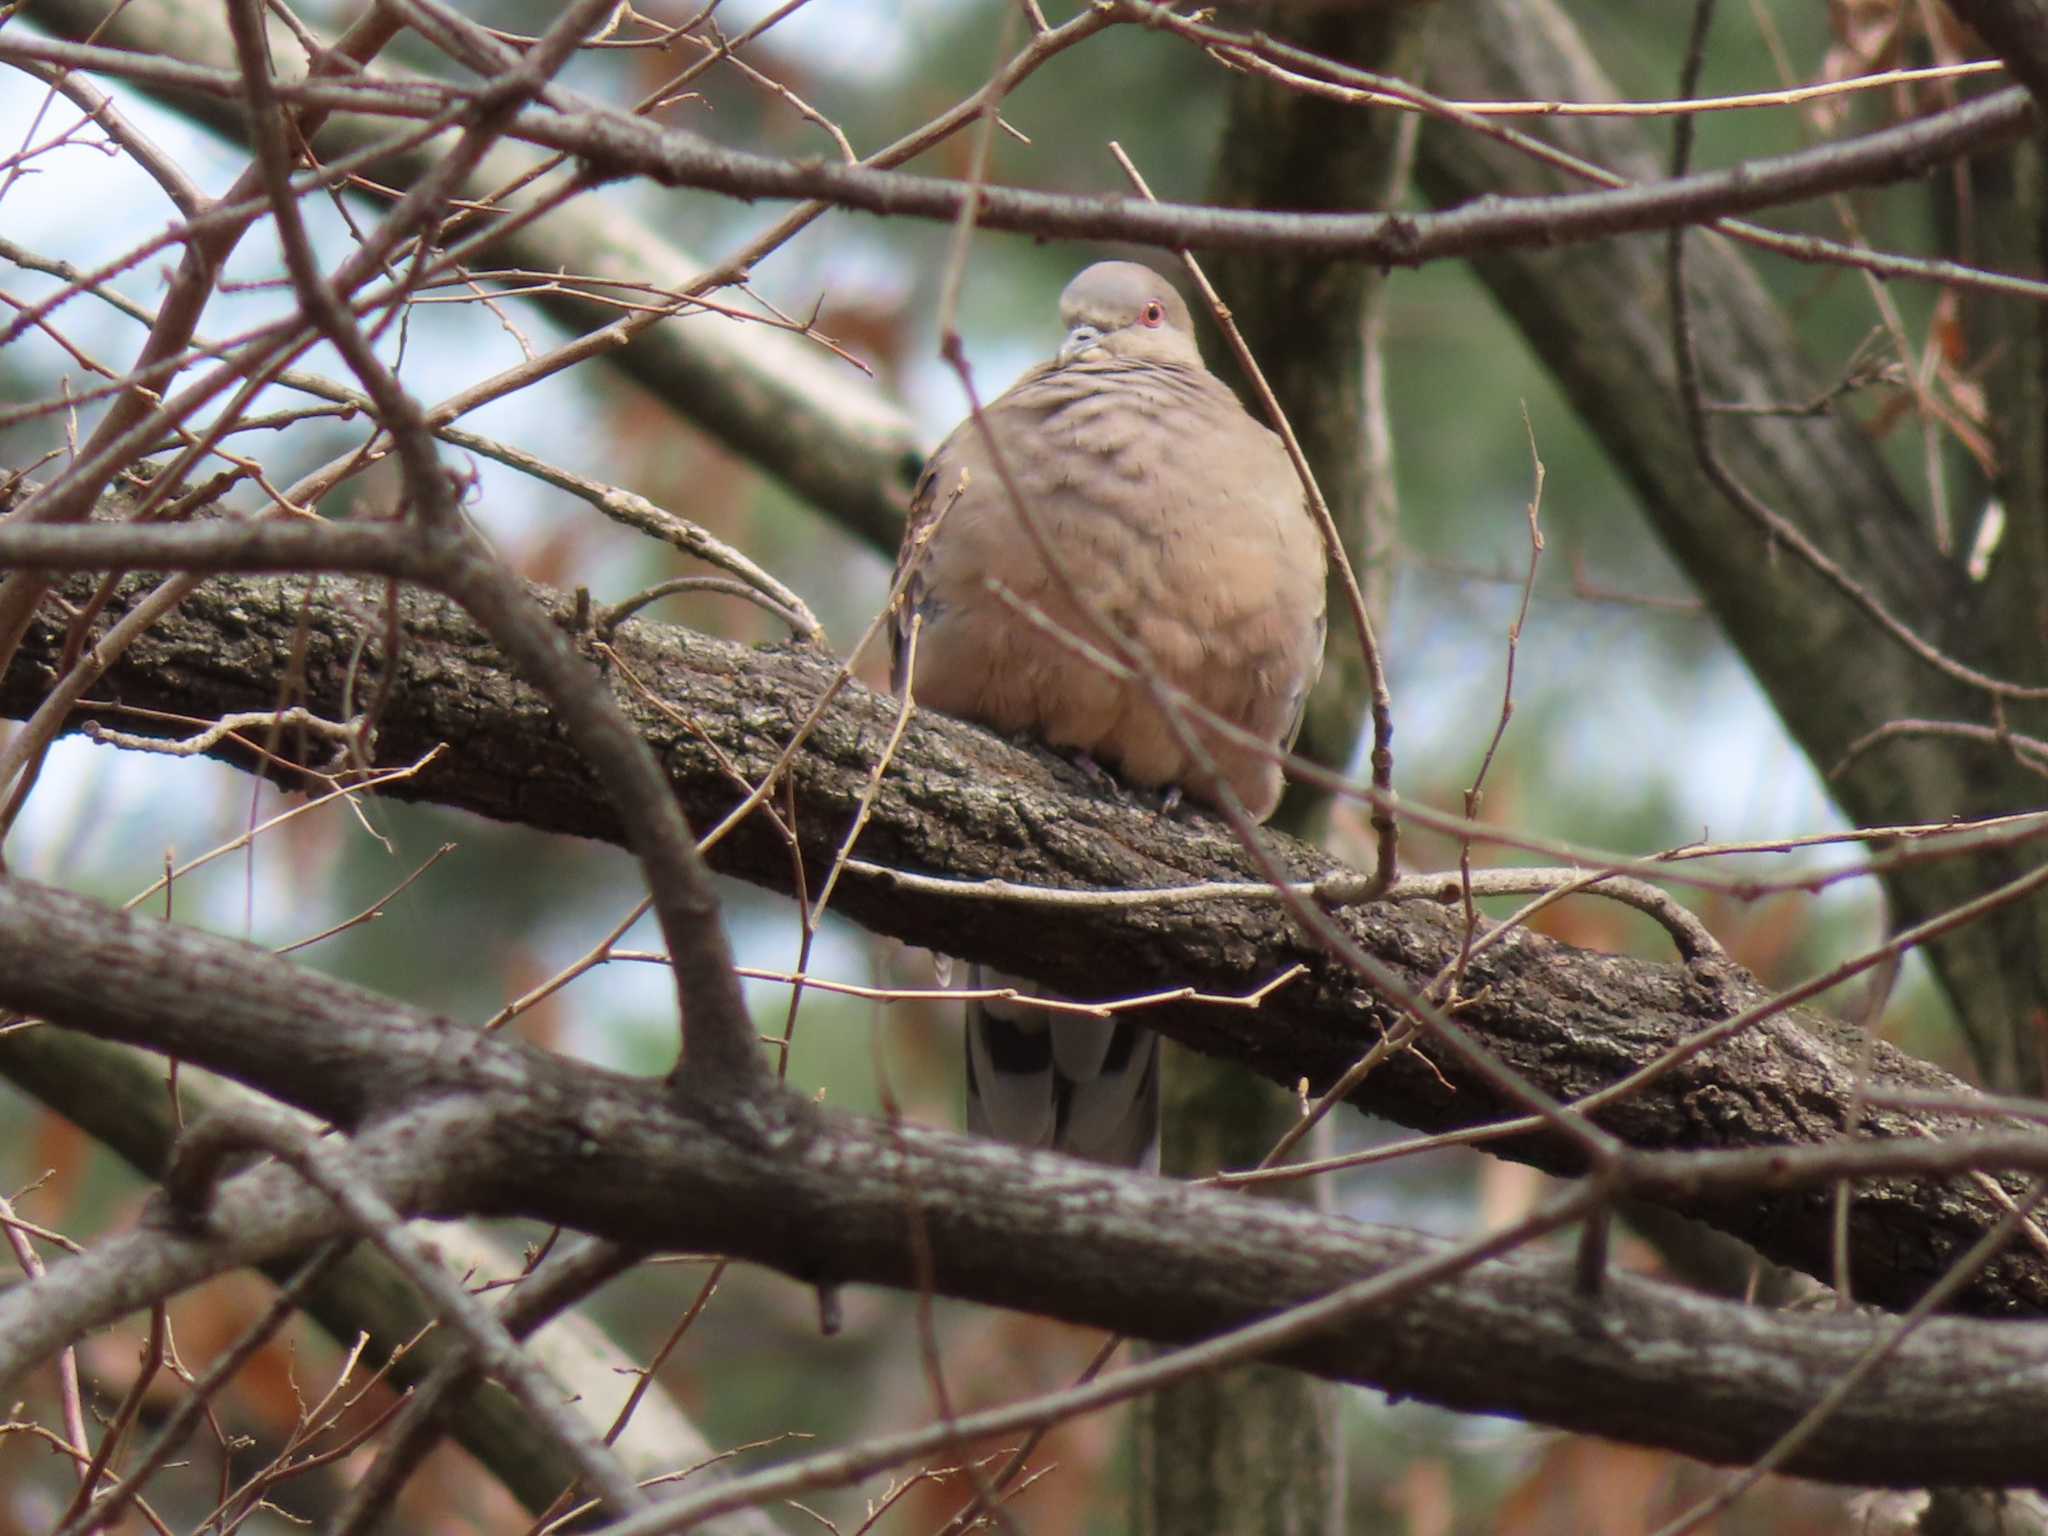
[892,260,1327,1167]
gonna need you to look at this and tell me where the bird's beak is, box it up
[1058,323,1103,364]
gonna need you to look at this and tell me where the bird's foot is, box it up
[1057,749,1184,820]
[1064,749,1126,799]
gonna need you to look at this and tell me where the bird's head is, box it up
[1056,261,1202,368]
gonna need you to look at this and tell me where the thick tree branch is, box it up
[8,11,2033,277]
[0,557,2042,1317]
[0,872,2047,1487]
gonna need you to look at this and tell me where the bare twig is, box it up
[1452,410,1545,992]
[0,1194,88,1487]
[164,1103,650,1517]
[2,19,2031,275]
[52,1246,348,1536]
[325,1237,645,1536]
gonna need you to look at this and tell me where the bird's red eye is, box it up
[1140,300,1166,327]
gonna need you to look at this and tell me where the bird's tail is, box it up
[963,966,1161,1171]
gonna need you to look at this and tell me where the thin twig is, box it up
[0,1195,89,1487]
[52,1245,348,1536]
[166,1104,650,1517]
[1452,409,1545,995]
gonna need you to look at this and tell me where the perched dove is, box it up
[891,260,1327,1169]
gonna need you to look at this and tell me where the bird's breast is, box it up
[910,363,1325,819]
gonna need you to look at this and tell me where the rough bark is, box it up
[4,564,2045,1321]
[3,869,2048,1488]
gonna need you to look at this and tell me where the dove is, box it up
[892,260,1327,1167]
